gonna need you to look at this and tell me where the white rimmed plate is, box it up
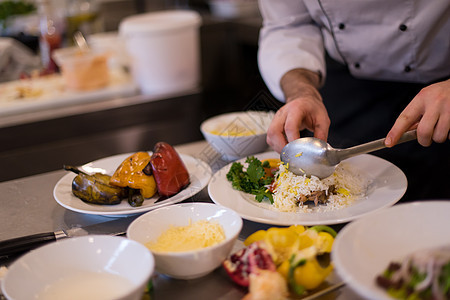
[208,151,407,225]
[54,153,212,217]
[331,201,450,300]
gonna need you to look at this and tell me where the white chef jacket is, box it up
[258,0,450,101]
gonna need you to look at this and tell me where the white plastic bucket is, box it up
[119,10,201,95]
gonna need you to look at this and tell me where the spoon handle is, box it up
[74,31,90,52]
[337,129,417,161]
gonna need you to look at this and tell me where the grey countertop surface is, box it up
[0,140,363,299]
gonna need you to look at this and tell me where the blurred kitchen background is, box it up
[0,0,278,181]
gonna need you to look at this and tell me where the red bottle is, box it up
[37,0,64,74]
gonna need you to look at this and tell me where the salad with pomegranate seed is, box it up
[376,246,450,300]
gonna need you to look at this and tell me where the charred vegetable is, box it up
[150,142,190,197]
[127,188,144,207]
[109,152,157,200]
[65,165,127,205]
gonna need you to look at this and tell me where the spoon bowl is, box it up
[280,137,339,179]
[281,130,417,179]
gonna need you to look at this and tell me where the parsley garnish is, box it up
[226,156,274,203]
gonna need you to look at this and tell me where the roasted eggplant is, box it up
[65,165,127,205]
[127,188,144,207]
[150,142,190,197]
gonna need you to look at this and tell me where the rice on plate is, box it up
[272,161,370,213]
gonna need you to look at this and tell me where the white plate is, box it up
[54,153,212,217]
[331,201,450,300]
[208,151,407,225]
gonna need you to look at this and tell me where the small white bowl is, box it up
[127,202,243,280]
[200,111,274,160]
[1,235,154,300]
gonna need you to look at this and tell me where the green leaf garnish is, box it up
[226,156,275,203]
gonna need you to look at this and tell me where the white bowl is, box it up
[127,202,243,280]
[332,201,450,300]
[200,110,274,160]
[1,235,154,300]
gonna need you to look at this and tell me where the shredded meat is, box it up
[297,185,336,206]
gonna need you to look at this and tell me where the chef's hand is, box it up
[386,79,450,147]
[267,69,330,153]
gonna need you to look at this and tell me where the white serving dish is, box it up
[332,201,450,300]
[127,202,243,280]
[1,235,154,300]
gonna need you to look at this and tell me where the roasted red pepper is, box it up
[150,142,190,197]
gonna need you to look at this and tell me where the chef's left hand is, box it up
[385,79,450,147]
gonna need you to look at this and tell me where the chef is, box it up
[257,0,450,200]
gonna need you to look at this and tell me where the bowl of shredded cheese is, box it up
[200,111,274,160]
[127,202,243,279]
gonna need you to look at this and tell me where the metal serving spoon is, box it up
[280,129,417,179]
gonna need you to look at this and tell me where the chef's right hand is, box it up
[385,78,450,147]
[266,69,330,153]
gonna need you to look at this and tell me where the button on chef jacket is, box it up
[257,0,450,101]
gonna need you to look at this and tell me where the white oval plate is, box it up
[332,201,450,300]
[208,151,407,225]
[54,153,212,217]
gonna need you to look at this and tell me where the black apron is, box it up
[318,55,450,201]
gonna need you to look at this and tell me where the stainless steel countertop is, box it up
[0,140,362,300]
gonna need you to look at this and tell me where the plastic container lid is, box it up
[52,47,106,65]
[119,10,201,36]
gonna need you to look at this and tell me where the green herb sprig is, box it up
[226,156,274,203]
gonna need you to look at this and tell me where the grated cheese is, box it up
[146,220,226,252]
[208,127,258,136]
[295,152,303,157]
[272,162,369,213]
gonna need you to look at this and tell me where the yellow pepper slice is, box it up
[277,260,290,279]
[279,247,333,295]
[288,225,305,235]
[110,152,157,198]
[264,227,300,265]
[244,230,267,246]
[315,231,334,253]
[298,229,317,250]
[292,257,333,290]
